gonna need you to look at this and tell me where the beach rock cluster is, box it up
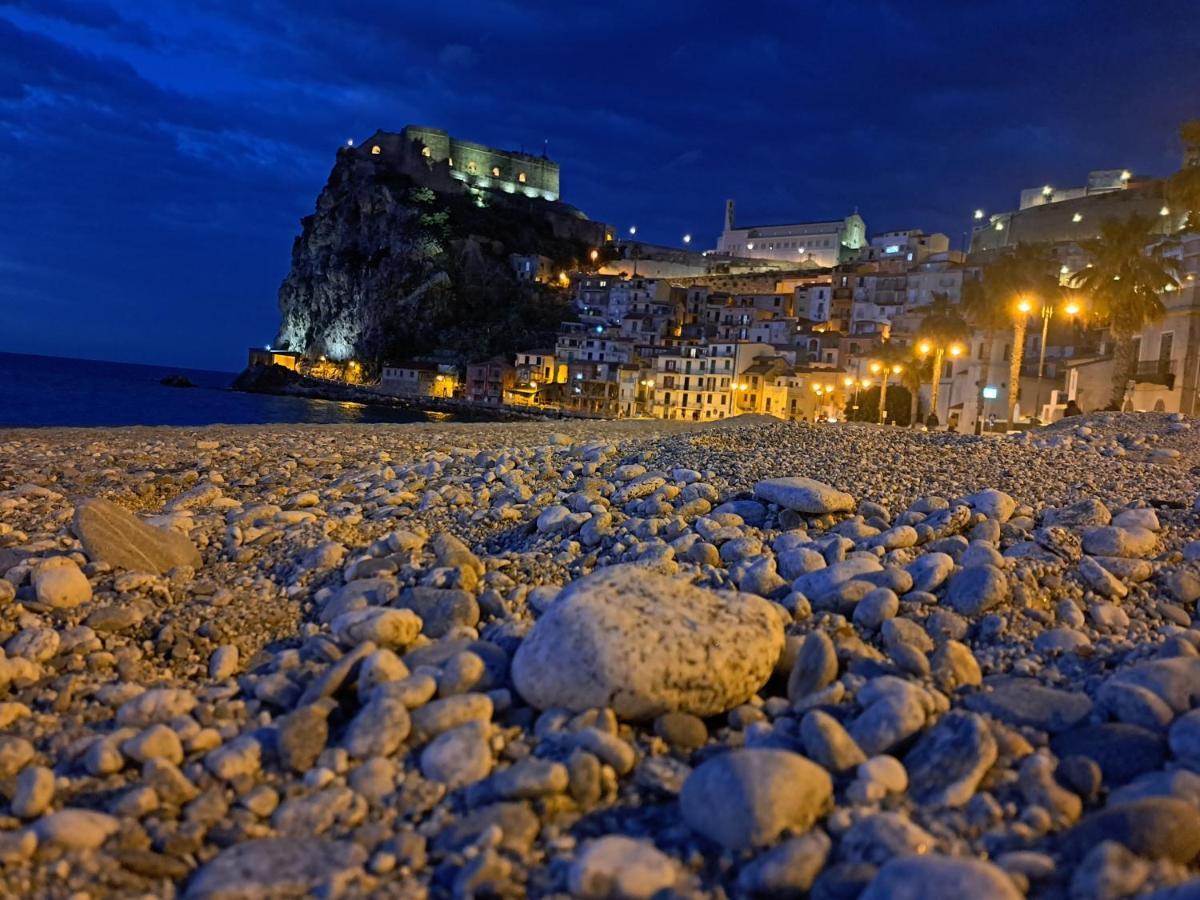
[0,411,1198,896]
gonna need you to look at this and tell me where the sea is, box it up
[0,352,469,428]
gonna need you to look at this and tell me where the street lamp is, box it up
[683,234,692,245]
[629,225,637,236]
[1029,298,1082,425]
[590,249,599,264]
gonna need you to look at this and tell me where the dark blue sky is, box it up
[2,1,1198,371]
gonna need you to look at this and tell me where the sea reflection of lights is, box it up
[337,401,366,410]
[424,411,453,422]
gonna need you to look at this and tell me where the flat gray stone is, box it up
[964,677,1092,733]
[185,837,367,898]
[72,497,201,574]
[755,477,854,514]
[860,855,1021,900]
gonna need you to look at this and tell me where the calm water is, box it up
[0,352,465,428]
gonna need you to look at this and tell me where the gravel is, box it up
[1,410,1200,896]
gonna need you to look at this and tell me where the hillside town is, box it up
[252,121,1200,435]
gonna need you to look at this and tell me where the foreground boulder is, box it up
[512,566,784,719]
[680,749,832,850]
[73,497,202,573]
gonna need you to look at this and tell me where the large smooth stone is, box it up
[860,855,1021,900]
[1051,723,1166,787]
[73,497,201,574]
[964,677,1093,733]
[512,565,784,719]
[680,749,832,850]
[905,711,997,807]
[1061,799,1200,862]
[755,477,854,515]
[185,838,367,898]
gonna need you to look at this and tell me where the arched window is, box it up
[371,145,381,155]
[421,146,432,158]
[518,172,527,183]
[491,166,500,177]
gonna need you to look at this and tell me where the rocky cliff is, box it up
[274,144,604,368]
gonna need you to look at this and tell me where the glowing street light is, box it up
[973,209,985,220]
[683,234,692,245]
[589,249,599,264]
[629,225,638,236]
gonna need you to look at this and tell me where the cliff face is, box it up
[275,145,602,368]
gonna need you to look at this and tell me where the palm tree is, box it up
[868,341,912,425]
[1168,119,1200,230]
[914,293,969,423]
[1071,215,1183,408]
[962,244,1059,425]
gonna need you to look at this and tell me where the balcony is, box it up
[1134,358,1176,388]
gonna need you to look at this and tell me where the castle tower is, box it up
[724,199,736,232]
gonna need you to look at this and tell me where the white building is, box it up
[715,200,867,267]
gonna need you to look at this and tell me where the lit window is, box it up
[491,166,500,177]
[518,172,527,183]
[467,161,477,173]
[371,145,381,155]
[421,146,432,158]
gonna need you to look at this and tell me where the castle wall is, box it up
[394,126,560,202]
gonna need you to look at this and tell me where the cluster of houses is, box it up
[259,157,1200,432]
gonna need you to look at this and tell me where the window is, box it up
[518,172,527,183]
[467,161,477,174]
[1159,332,1174,369]
[371,145,381,155]
[421,146,432,158]
[491,166,500,177]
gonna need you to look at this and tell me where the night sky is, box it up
[3,1,1199,371]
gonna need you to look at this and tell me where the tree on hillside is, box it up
[1168,119,1200,230]
[1070,215,1182,408]
[961,243,1059,425]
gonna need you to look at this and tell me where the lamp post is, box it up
[1030,299,1081,425]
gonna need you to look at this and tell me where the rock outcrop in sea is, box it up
[273,138,605,368]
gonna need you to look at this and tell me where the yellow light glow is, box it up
[371,145,381,155]
[1121,169,1131,181]
[950,344,963,358]
[870,362,882,374]
[994,221,1004,231]
[1065,302,1080,316]
[891,365,903,374]
[590,249,599,262]
[973,209,984,220]
[1161,205,1171,216]
[843,377,854,386]
[917,340,932,356]
[1072,213,1083,223]
[825,384,834,392]
[1017,298,1032,314]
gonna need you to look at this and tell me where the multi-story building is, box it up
[714,200,868,267]
[465,357,516,405]
[651,343,735,422]
[380,362,459,398]
[970,170,1174,256]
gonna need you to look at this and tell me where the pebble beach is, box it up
[3,413,1200,898]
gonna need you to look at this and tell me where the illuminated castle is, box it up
[353,125,560,202]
